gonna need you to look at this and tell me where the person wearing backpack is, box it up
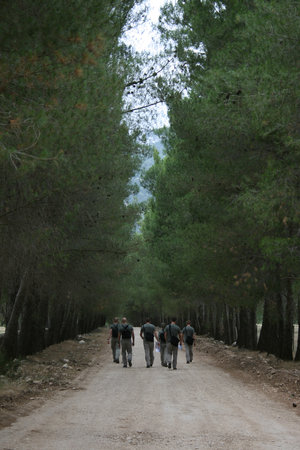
[140,318,158,368]
[108,317,120,363]
[182,320,196,364]
[118,317,134,368]
[164,318,183,370]
[158,322,167,367]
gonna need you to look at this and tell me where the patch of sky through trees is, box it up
[122,0,172,202]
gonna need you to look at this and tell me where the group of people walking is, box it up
[108,316,196,370]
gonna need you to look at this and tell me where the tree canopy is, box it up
[122,0,300,360]
[0,0,144,357]
[1,0,299,362]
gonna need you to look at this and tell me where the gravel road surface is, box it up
[0,328,299,449]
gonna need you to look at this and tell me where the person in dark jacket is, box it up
[158,322,167,367]
[181,320,196,363]
[108,317,120,363]
[140,318,158,368]
[164,318,183,370]
[118,317,134,368]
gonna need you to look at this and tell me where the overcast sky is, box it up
[123,1,173,201]
[124,0,170,53]
[122,0,177,129]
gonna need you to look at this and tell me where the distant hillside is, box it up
[129,134,165,203]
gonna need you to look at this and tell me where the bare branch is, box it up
[125,58,172,88]
[122,99,165,114]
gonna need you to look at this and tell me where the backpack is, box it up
[169,324,179,347]
[121,324,131,339]
[186,335,194,345]
[171,335,179,346]
[111,324,119,338]
[159,330,166,343]
[145,331,154,342]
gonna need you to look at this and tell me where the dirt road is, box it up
[0,329,300,450]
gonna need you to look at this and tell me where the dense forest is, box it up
[121,0,300,361]
[1,0,300,362]
[0,0,145,359]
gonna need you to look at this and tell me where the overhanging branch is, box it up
[122,99,164,114]
[125,58,172,88]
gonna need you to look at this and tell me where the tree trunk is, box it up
[232,307,238,342]
[206,304,214,336]
[70,308,79,338]
[223,304,232,345]
[50,303,64,345]
[214,303,224,341]
[59,301,72,341]
[3,271,27,358]
[237,307,247,348]
[19,296,33,356]
[294,296,300,361]
[212,304,218,339]
[202,303,210,334]
[257,293,282,356]
[250,308,257,350]
[194,303,203,334]
[19,293,48,356]
[280,277,294,360]
[237,307,257,350]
